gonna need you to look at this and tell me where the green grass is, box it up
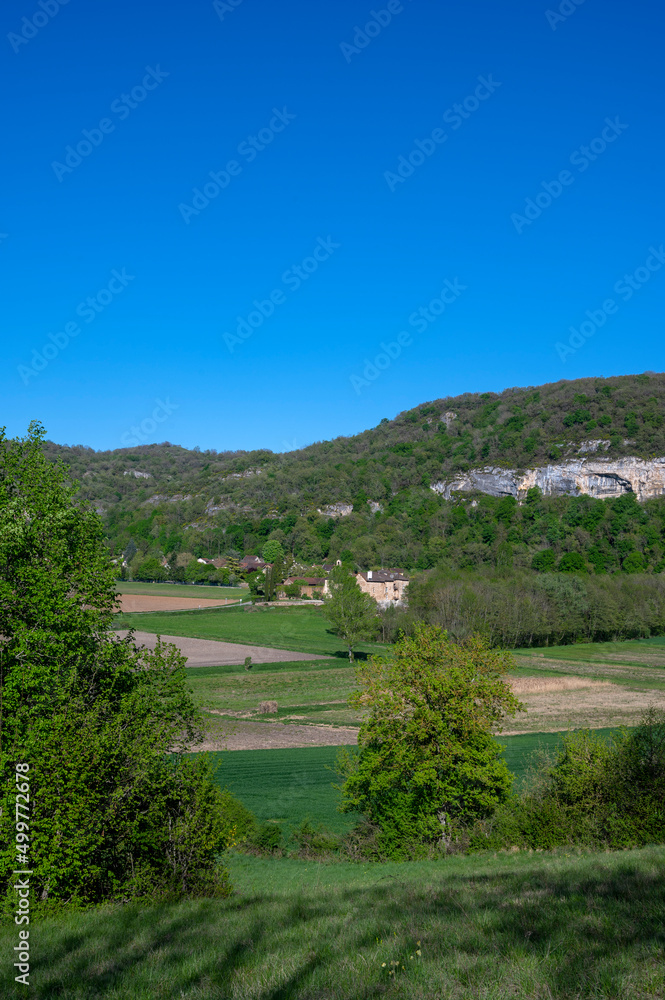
[4,846,664,998]
[116,581,247,599]
[113,605,385,659]
[210,746,359,837]
[188,659,358,727]
[209,731,626,841]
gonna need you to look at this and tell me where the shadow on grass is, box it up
[6,850,665,998]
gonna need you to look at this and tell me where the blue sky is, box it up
[2,0,664,453]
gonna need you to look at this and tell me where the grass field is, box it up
[115,582,248,599]
[210,730,625,841]
[189,659,358,728]
[5,845,664,998]
[115,605,386,659]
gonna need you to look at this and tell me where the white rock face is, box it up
[318,503,354,517]
[431,457,665,503]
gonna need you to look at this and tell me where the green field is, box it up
[116,581,248,599]
[114,604,386,658]
[188,659,359,727]
[5,845,664,998]
[211,730,625,841]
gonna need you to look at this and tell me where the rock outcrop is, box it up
[431,457,665,503]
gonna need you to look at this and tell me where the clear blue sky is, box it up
[2,0,663,453]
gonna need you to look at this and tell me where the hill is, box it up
[40,372,665,574]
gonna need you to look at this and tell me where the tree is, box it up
[263,557,284,601]
[558,551,587,573]
[321,567,379,661]
[262,539,285,563]
[338,624,523,857]
[532,548,556,572]
[0,424,232,909]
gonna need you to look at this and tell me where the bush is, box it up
[290,820,340,857]
[463,711,665,853]
[249,822,283,853]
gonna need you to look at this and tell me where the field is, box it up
[114,604,386,659]
[116,582,248,599]
[211,730,625,841]
[4,846,664,999]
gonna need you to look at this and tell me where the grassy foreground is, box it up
[4,846,664,999]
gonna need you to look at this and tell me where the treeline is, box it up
[402,569,665,647]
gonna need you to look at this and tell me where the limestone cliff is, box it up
[431,456,665,502]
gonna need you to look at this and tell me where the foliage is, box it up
[407,567,665,646]
[0,423,232,909]
[466,710,665,852]
[40,373,665,580]
[262,539,285,563]
[322,568,380,661]
[338,625,523,858]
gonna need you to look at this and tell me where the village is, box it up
[191,553,409,607]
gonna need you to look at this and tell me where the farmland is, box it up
[116,582,248,599]
[209,728,626,841]
[114,604,385,659]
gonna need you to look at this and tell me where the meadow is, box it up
[115,604,385,659]
[210,729,626,842]
[4,846,664,999]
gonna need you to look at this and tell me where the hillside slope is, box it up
[38,372,665,573]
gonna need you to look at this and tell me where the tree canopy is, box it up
[0,423,231,909]
[338,624,523,857]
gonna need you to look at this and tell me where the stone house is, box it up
[355,569,409,606]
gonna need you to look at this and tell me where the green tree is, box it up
[622,551,646,573]
[558,552,587,573]
[338,625,523,857]
[0,424,232,909]
[262,539,285,563]
[264,557,284,601]
[322,568,379,661]
[532,548,556,572]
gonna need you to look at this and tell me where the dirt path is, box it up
[115,630,331,667]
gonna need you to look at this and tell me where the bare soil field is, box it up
[195,716,359,751]
[115,630,329,667]
[117,595,243,613]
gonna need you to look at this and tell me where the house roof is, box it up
[285,577,324,586]
[358,570,409,583]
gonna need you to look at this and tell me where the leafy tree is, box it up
[622,551,646,573]
[246,570,264,599]
[134,556,167,582]
[558,552,587,573]
[338,625,523,857]
[262,539,285,563]
[532,548,556,572]
[264,557,284,601]
[0,424,232,909]
[322,568,379,661]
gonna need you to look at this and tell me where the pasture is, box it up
[114,604,385,659]
[4,846,664,998]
